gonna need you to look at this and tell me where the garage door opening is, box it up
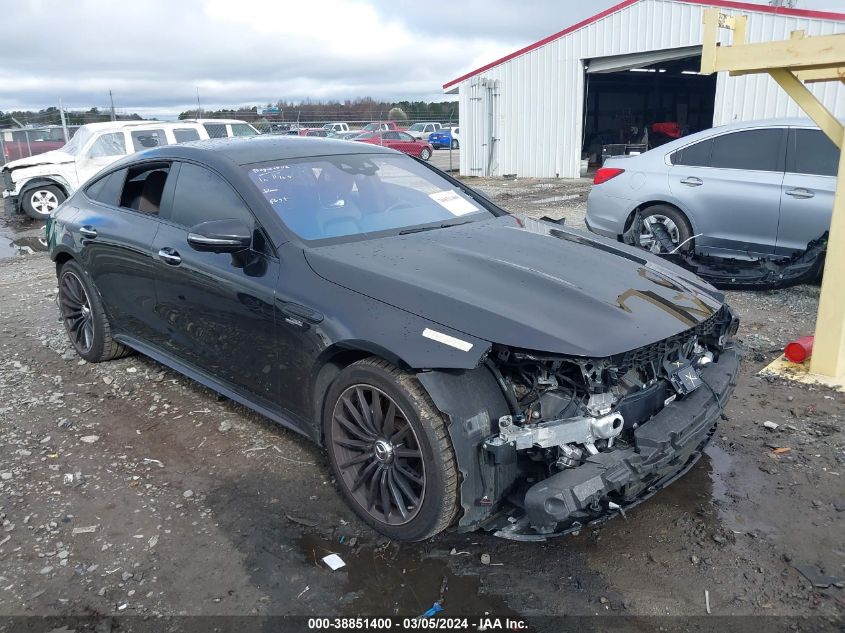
[582,47,717,167]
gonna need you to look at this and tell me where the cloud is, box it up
[0,0,831,116]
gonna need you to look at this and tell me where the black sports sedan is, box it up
[47,136,740,542]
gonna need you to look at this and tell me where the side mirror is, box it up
[187,219,252,253]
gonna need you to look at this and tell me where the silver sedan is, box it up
[586,118,838,258]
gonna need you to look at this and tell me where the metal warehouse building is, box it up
[444,0,845,178]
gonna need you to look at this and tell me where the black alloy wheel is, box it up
[59,269,95,355]
[331,384,425,526]
[323,358,459,541]
[56,260,132,363]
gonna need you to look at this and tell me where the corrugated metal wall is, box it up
[455,0,845,179]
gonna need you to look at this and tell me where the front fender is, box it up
[17,174,74,198]
[416,366,514,531]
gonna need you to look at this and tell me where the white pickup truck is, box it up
[2,121,208,219]
[322,122,350,133]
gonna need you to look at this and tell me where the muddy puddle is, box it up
[0,225,48,258]
[297,533,518,618]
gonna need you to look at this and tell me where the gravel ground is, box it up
[0,180,843,630]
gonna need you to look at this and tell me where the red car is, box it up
[354,131,433,160]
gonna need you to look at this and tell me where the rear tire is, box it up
[451,139,459,150]
[57,259,133,363]
[22,185,65,220]
[419,147,432,161]
[637,204,693,254]
[323,358,459,541]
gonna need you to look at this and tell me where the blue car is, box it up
[428,127,459,149]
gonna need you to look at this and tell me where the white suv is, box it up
[2,121,208,219]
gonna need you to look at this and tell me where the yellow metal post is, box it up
[700,8,845,380]
[811,130,845,378]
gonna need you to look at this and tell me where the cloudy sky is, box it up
[1,0,844,118]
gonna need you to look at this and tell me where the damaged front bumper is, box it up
[490,346,740,541]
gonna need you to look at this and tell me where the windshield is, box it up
[247,153,494,242]
[407,123,425,132]
[59,125,94,156]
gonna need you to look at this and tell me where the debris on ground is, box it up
[322,553,346,571]
[420,602,444,618]
[793,563,844,589]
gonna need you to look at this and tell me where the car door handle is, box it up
[679,177,703,187]
[158,247,182,266]
[786,188,814,199]
[279,301,324,324]
[79,226,98,239]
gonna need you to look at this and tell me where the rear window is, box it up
[671,138,712,167]
[787,128,839,177]
[85,168,126,206]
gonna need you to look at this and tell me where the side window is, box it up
[119,163,171,215]
[709,129,784,172]
[788,128,839,177]
[87,132,126,158]
[85,168,127,206]
[383,131,400,140]
[671,138,712,167]
[230,123,257,137]
[398,132,415,141]
[130,129,169,152]
[174,128,201,143]
[203,123,228,139]
[169,163,254,229]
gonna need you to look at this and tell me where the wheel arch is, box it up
[20,177,70,199]
[52,249,75,270]
[623,200,696,235]
[309,343,414,445]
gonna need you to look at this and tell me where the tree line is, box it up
[177,98,458,123]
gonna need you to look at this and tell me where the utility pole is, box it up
[59,98,69,142]
[109,91,116,121]
[196,87,202,117]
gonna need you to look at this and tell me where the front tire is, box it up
[419,147,432,161]
[323,358,459,541]
[451,139,459,150]
[22,185,65,220]
[57,260,132,363]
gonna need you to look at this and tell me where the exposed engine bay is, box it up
[455,305,741,540]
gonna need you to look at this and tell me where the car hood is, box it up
[304,215,725,358]
[3,149,75,170]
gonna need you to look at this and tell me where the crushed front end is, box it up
[419,305,740,541]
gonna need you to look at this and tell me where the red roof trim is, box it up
[442,0,845,90]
